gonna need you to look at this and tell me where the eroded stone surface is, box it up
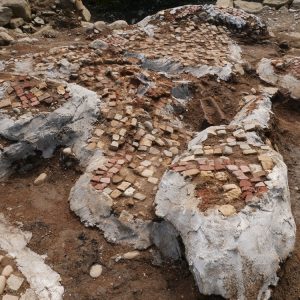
[155,90,296,299]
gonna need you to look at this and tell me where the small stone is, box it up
[149,147,160,155]
[94,129,104,137]
[124,187,135,196]
[6,274,24,291]
[148,177,159,184]
[34,173,47,185]
[226,165,238,171]
[182,155,195,162]
[219,205,236,216]
[89,264,103,278]
[110,189,122,199]
[0,98,11,108]
[2,295,19,300]
[34,16,45,25]
[141,169,154,178]
[100,177,111,184]
[243,149,257,155]
[200,171,214,178]
[94,21,107,31]
[141,160,151,167]
[62,147,72,155]
[163,150,173,157]
[217,129,227,136]
[112,175,123,184]
[89,39,109,50]
[258,155,274,171]
[2,265,13,277]
[0,275,6,295]
[144,121,153,131]
[86,142,97,150]
[122,251,140,260]
[215,172,228,181]
[109,141,119,151]
[133,193,146,201]
[223,184,239,191]
[108,20,128,30]
[194,148,204,155]
[239,143,250,150]
[117,181,131,191]
[234,0,263,13]
[233,129,246,140]
[182,169,200,177]
[223,146,233,155]
[224,187,242,201]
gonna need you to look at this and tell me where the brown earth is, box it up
[0,154,222,300]
[270,97,300,300]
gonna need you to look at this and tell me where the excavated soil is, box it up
[270,98,300,300]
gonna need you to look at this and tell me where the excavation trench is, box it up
[83,0,214,23]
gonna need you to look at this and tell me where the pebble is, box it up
[6,274,24,291]
[133,193,146,201]
[122,251,140,260]
[1,265,13,277]
[89,264,103,278]
[219,204,236,216]
[34,173,48,185]
[62,147,72,155]
[223,184,239,191]
[0,275,6,295]
[2,295,19,300]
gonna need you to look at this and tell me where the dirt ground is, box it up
[270,98,300,300]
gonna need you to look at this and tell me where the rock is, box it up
[89,39,109,50]
[16,37,38,44]
[1,265,13,277]
[6,274,24,291]
[123,251,140,260]
[263,0,291,7]
[62,147,72,155]
[218,204,236,216]
[89,264,103,278]
[33,25,58,38]
[0,6,12,26]
[94,21,107,31]
[151,221,181,260]
[216,0,234,7]
[2,295,19,300]
[9,17,24,28]
[108,20,128,30]
[0,0,31,20]
[74,0,91,22]
[0,275,6,294]
[291,0,300,8]
[33,16,44,26]
[234,0,263,13]
[222,184,239,191]
[0,31,14,45]
[257,58,300,100]
[33,173,47,185]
